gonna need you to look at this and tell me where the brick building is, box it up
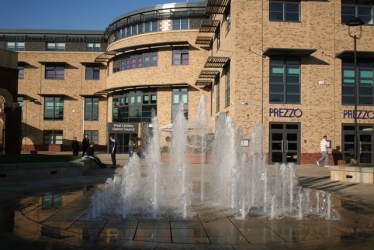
[0,0,374,164]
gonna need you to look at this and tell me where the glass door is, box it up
[270,123,300,164]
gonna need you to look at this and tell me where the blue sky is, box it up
[0,0,202,30]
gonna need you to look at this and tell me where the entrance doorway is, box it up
[269,122,301,164]
[342,124,374,164]
[109,133,138,153]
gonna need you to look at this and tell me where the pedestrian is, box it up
[317,135,329,167]
[332,145,343,165]
[110,135,117,169]
[81,134,89,157]
[71,136,79,156]
[86,142,106,168]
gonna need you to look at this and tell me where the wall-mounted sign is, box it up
[241,139,250,147]
[107,123,138,133]
[343,110,374,119]
[269,108,303,118]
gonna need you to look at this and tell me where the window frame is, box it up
[269,57,301,104]
[43,130,63,145]
[46,42,66,51]
[172,48,189,65]
[86,42,101,52]
[6,41,25,51]
[269,0,301,22]
[85,65,100,80]
[18,64,24,79]
[225,63,231,108]
[45,64,65,79]
[44,96,64,120]
[171,88,188,121]
[341,0,374,25]
[84,97,99,121]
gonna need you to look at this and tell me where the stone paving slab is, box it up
[0,156,374,249]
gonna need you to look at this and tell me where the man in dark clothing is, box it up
[81,134,89,156]
[86,142,106,168]
[71,136,79,155]
[110,135,117,169]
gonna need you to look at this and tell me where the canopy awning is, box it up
[262,48,317,57]
[336,50,374,59]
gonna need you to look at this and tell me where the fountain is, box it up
[87,95,339,221]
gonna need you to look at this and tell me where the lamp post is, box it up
[346,17,364,164]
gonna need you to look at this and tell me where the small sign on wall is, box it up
[241,139,250,147]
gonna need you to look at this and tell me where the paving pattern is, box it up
[0,154,374,249]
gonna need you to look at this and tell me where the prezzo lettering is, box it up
[269,108,302,118]
[343,110,374,119]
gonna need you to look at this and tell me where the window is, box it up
[113,51,158,73]
[45,65,65,79]
[6,41,25,51]
[342,59,374,105]
[113,89,157,123]
[86,65,100,80]
[172,88,188,121]
[44,96,64,120]
[270,1,300,22]
[224,3,231,33]
[173,12,189,30]
[17,97,23,120]
[85,97,99,121]
[342,0,374,24]
[269,57,301,103]
[18,64,24,79]
[216,79,220,112]
[84,130,98,144]
[144,20,158,32]
[86,43,101,52]
[46,42,65,51]
[225,63,231,107]
[173,48,189,65]
[43,130,63,144]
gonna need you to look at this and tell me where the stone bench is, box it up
[330,165,374,184]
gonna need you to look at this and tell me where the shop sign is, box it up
[269,108,302,118]
[107,123,138,133]
[343,110,374,119]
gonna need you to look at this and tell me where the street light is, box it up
[346,17,364,164]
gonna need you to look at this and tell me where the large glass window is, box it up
[84,130,98,144]
[113,89,157,123]
[113,51,158,73]
[46,42,65,51]
[86,42,101,52]
[43,130,63,144]
[44,96,64,120]
[85,97,99,121]
[6,41,25,51]
[270,1,300,22]
[85,65,100,80]
[172,48,189,65]
[45,65,65,79]
[173,12,189,29]
[342,0,374,24]
[269,57,301,103]
[172,88,188,121]
[342,59,374,105]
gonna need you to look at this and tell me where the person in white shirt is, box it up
[317,135,329,167]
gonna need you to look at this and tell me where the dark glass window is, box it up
[85,65,100,80]
[86,43,100,52]
[270,57,301,103]
[342,59,374,105]
[43,130,63,144]
[84,130,98,144]
[85,97,99,121]
[173,48,189,65]
[46,42,65,51]
[225,63,230,107]
[18,64,24,79]
[113,51,158,73]
[113,89,157,123]
[173,12,189,29]
[342,0,374,24]
[45,65,65,79]
[6,41,25,51]
[44,96,64,120]
[270,1,300,22]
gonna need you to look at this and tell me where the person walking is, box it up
[86,142,106,168]
[110,135,117,169]
[81,134,89,157]
[71,136,79,156]
[317,135,329,167]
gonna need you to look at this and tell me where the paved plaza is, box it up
[0,153,374,249]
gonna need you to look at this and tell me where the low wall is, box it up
[162,153,207,164]
[0,162,85,181]
[330,165,374,184]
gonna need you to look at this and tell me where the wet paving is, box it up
[0,182,374,250]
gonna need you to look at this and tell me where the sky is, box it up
[0,0,202,30]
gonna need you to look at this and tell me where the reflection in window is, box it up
[172,88,188,121]
[270,1,300,22]
[6,41,25,51]
[44,96,64,120]
[85,97,99,121]
[43,130,63,144]
[269,57,301,103]
[342,0,374,25]
[173,48,189,65]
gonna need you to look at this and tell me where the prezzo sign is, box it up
[269,108,303,118]
[343,110,374,119]
[107,123,138,133]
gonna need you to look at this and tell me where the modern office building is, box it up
[0,0,374,164]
